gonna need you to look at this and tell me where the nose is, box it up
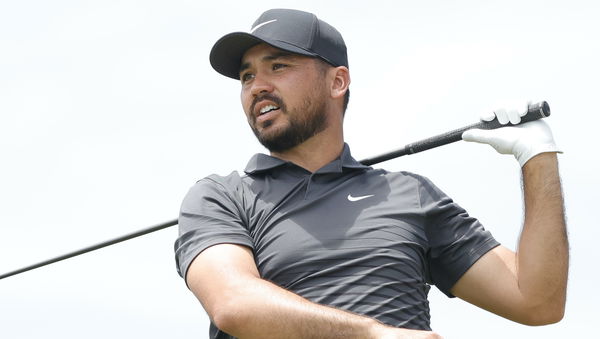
[250,74,274,97]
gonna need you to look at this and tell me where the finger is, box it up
[494,108,510,125]
[520,103,529,117]
[462,128,493,143]
[462,128,515,155]
[481,111,496,122]
[507,108,521,125]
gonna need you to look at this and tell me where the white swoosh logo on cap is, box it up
[250,19,277,33]
[347,194,374,202]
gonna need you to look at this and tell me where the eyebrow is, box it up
[239,51,296,74]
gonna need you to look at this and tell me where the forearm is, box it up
[189,244,433,338]
[216,276,383,339]
[517,152,568,316]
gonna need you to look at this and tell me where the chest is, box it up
[243,171,429,287]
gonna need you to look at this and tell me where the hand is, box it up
[462,106,561,167]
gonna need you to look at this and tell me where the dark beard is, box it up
[254,103,328,152]
[250,93,329,153]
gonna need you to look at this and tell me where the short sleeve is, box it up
[174,173,254,283]
[418,176,500,297]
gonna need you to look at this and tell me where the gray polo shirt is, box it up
[175,144,499,336]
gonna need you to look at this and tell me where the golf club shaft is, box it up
[0,219,177,280]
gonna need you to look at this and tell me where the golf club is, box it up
[0,101,551,280]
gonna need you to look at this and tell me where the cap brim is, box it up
[209,32,318,80]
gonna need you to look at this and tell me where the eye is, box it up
[240,72,255,83]
[272,63,287,71]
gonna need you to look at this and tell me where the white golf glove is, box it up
[462,106,561,167]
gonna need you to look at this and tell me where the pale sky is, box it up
[1,1,598,338]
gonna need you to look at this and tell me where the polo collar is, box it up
[244,143,370,175]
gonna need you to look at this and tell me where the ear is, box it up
[329,66,350,100]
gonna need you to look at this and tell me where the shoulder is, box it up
[376,169,439,191]
[192,170,252,193]
[375,168,450,207]
[182,171,250,209]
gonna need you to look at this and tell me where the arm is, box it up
[450,152,568,324]
[457,107,568,324]
[186,243,441,339]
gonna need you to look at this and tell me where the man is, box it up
[175,9,568,339]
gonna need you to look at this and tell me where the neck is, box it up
[270,127,344,173]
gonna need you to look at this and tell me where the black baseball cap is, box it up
[209,9,348,80]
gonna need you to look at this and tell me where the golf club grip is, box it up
[403,101,551,155]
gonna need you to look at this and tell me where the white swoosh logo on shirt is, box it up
[347,194,374,202]
[250,19,277,33]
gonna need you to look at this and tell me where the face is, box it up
[239,44,331,153]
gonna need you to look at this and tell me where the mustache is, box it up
[250,94,285,115]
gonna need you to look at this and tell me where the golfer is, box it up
[175,9,568,339]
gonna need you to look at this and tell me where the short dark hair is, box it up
[343,89,350,115]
